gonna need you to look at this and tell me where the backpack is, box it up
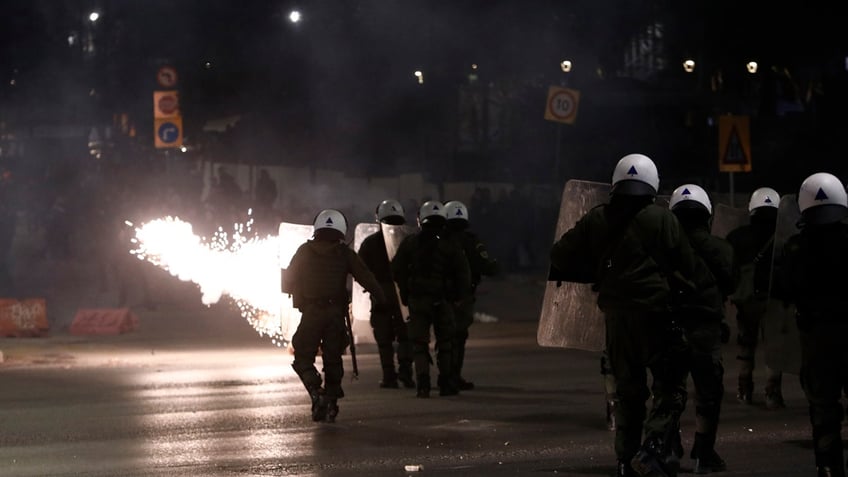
[730,235,774,315]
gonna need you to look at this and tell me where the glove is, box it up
[720,321,731,344]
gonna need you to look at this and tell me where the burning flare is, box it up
[130,213,310,347]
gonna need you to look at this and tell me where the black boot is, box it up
[310,388,327,422]
[416,374,431,398]
[691,432,726,474]
[737,375,753,404]
[631,436,678,477]
[398,363,416,389]
[438,374,460,396]
[324,397,339,423]
[296,369,326,422]
[765,375,786,410]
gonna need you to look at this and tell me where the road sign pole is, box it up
[728,171,735,208]
[553,123,563,183]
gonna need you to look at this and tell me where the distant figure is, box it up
[210,166,243,220]
[254,168,279,235]
[45,194,71,259]
[255,168,278,210]
[0,183,16,295]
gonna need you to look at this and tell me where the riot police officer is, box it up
[391,200,472,398]
[775,172,848,477]
[443,200,500,390]
[282,209,386,423]
[669,184,735,474]
[550,153,701,477]
[358,199,415,389]
[726,187,784,408]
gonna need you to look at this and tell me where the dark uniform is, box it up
[358,229,414,388]
[774,173,848,477]
[551,188,701,477]
[443,212,499,390]
[391,206,472,398]
[671,196,735,473]
[726,207,781,406]
[283,216,386,423]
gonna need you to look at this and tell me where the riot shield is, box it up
[711,203,749,239]
[382,223,418,319]
[276,222,314,345]
[351,223,380,344]
[763,194,802,374]
[383,223,418,260]
[538,180,610,351]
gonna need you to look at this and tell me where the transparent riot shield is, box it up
[383,223,418,260]
[763,194,802,374]
[711,203,749,239]
[382,223,419,319]
[350,222,417,344]
[538,180,610,351]
[351,222,380,344]
[276,222,314,345]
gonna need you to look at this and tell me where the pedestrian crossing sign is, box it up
[718,115,751,172]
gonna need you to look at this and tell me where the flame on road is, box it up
[130,214,309,347]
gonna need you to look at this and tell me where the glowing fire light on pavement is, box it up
[129,213,310,347]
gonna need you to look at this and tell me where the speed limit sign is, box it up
[544,86,580,124]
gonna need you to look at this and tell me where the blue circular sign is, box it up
[157,122,180,143]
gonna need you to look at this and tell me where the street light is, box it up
[560,60,572,73]
[746,61,758,74]
[289,10,301,23]
[88,11,100,23]
[682,59,695,73]
[414,70,424,84]
[468,64,479,84]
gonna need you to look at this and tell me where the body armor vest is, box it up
[301,243,350,301]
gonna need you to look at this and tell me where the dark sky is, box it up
[1,1,847,186]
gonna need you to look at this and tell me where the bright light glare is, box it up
[560,60,572,73]
[289,10,301,23]
[132,215,310,347]
[89,12,100,22]
[180,146,188,152]
[746,61,758,74]
[414,70,424,84]
[683,59,695,73]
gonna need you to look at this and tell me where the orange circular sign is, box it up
[547,89,578,121]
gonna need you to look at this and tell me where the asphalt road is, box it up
[0,273,825,477]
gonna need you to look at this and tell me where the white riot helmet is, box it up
[798,172,848,225]
[669,184,712,215]
[376,199,405,225]
[313,209,347,237]
[611,153,659,196]
[418,200,447,226]
[748,187,780,214]
[444,200,469,223]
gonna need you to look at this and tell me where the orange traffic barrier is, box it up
[0,298,49,337]
[70,308,139,336]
